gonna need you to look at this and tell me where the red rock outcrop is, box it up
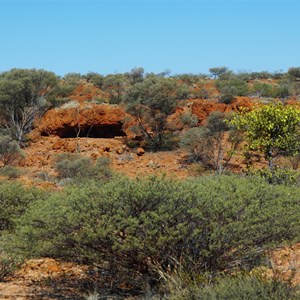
[192,97,254,124]
[35,103,131,138]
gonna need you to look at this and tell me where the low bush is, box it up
[180,112,241,174]
[0,135,24,166]
[142,132,180,151]
[0,252,22,281]
[167,275,299,300]
[0,166,22,179]
[249,167,300,186]
[0,180,43,232]
[216,78,249,103]
[8,175,300,281]
[54,154,112,181]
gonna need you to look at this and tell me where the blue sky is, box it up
[0,0,299,76]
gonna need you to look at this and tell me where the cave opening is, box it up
[50,124,126,139]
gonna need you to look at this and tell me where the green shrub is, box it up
[216,78,249,103]
[142,132,179,151]
[0,135,24,166]
[54,154,112,181]
[179,111,199,127]
[0,252,22,281]
[249,167,300,186]
[9,175,300,279]
[0,180,42,232]
[167,275,299,300]
[126,139,141,149]
[180,112,241,174]
[0,166,22,179]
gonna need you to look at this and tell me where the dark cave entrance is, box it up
[43,123,126,138]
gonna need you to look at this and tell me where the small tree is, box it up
[126,67,144,85]
[180,112,241,174]
[229,103,300,172]
[288,67,300,80]
[0,69,59,143]
[124,76,188,150]
[83,72,104,88]
[102,73,129,104]
[209,66,229,79]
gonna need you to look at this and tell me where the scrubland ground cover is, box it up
[1,67,300,298]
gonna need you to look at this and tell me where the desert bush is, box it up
[248,167,300,186]
[167,275,299,300]
[83,72,104,88]
[102,73,129,104]
[124,76,187,150]
[142,132,180,151]
[0,252,22,281]
[250,81,275,98]
[179,111,199,128]
[9,175,300,280]
[0,69,59,143]
[216,78,249,103]
[229,103,300,172]
[0,180,42,232]
[250,81,291,99]
[0,166,22,179]
[180,112,241,174]
[0,135,24,166]
[55,154,112,181]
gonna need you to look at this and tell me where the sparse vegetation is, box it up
[0,135,24,166]
[2,66,300,298]
[124,75,189,150]
[54,154,112,182]
[180,112,241,173]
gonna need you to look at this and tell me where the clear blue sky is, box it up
[1,0,299,76]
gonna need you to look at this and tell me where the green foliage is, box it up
[250,81,275,98]
[62,73,83,85]
[124,76,187,150]
[288,67,300,80]
[142,132,179,151]
[216,78,249,103]
[0,69,59,142]
[209,67,229,79]
[83,72,104,88]
[180,112,241,173]
[249,167,300,186]
[0,252,22,281]
[229,103,300,170]
[102,74,129,104]
[54,154,112,181]
[179,111,199,127]
[0,166,22,179]
[125,67,145,85]
[0,180,42,232]
[9,175,300,278]
[167,275,299,300]
[174,73,208,85]
[250,81,291,99]
[0,135,24,166]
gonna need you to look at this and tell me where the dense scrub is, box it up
[0,174,300,297]
[4,176,300,278]
[0,181,42,232]
[0,181,43,280]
